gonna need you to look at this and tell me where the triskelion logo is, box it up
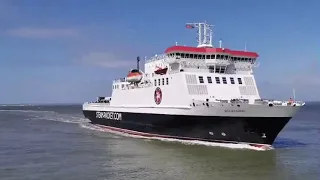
[154,87,162,105]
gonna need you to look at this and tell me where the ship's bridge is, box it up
[165,45,259,74]
[144,22,260,76]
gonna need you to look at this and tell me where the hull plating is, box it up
[82,110,291,145]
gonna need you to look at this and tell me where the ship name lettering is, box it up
[96,111,122,120]
[224,109,245,113]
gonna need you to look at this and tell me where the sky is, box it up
[0,0,319,104]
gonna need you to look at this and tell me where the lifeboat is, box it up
[127,69,143,83]
[154,66,168,75]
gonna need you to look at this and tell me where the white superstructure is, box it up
[84,22,304,118]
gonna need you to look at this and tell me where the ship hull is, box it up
[82,110,291,146]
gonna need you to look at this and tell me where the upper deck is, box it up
[143,22,260,76]
[165,46,259,58]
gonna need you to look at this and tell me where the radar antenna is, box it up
[185,21,214,48]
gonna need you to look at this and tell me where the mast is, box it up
[185,21,214,48]
[137,56,140,71]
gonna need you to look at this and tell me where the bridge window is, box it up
[186,54,190,58]
[181,53,185,58]
[238,78,243,84]
[209,66,214,73]
[190,54,194,58]
[217,54,221,59]
[215,77,220,84]
[199,76,204,83]
[230,77,235,84]
[222,77,227,84]
[220,67,226,74]
[211,54,215,59]
[166,78,169,85]
[206,55,210,59]
[207,76,212,83]
[194,54,198,59]
[176,53,180,56]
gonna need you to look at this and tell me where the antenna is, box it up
[219,39,222,48]
[245,41,247,51]
[185,21,214,48]
[293,88,296,102]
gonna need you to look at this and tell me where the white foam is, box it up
[79,123,273,151]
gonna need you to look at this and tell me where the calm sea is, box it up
[0,103,319,180]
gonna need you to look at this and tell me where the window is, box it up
[207,76,212,83]
[230,77,235,84]
[222,77,227,84]
[211,54,215,59]
[154,79,157,86]
[220,67,226,74]
[181,53,185,58]
[238,78,243,84]
[199,76,204,83]
[158,79,160,86]
[215,77,220,84]
[206,55,210,59]
[166,78,169,85]
[162,78,164,85]
[190,54,194,58]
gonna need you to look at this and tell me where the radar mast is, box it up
[186,21,214,48]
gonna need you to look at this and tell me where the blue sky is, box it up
[0,0,319,104]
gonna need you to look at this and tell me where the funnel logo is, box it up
[154,87,162,105]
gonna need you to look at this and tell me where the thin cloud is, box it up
[6,28,79,38]
[81,52,135,68]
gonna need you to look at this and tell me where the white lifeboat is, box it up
[127,69,143,83]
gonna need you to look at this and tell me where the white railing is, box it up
[145,54,168,63]
[254,99,305,107]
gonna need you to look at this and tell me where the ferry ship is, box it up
[82,22,305,149]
